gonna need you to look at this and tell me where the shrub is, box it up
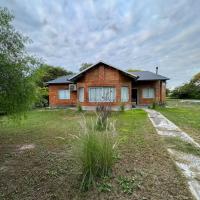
[77,104,83,112]
[120,103,125,112]
[74,116,118,191]
[152,101,157,109]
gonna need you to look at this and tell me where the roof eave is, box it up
[70,61,138,81]
[136,78,169,81]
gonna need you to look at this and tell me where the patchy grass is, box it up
[157,99,200,143]
[164,137,200,157]
[117,175,142,195]
[0,109,193,200]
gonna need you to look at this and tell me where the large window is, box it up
[58,89,70,99]
[143,88,155,98]
[121,87,129,102]
[78,87,84,102]
[89,87,115,102]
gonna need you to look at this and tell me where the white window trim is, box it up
[58,89,70,100]
[142,88,155,99]
[88,87,116,102]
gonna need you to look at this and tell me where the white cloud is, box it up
[1,0,200,87]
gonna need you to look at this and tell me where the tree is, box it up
[127,69,142,72]
[33,64,73,87]
[170,72,200,99]
[79,63,93,71]
[32,64,73,107]
[191,72,200,86]
[0,7,39,115]
[166,88,170,97]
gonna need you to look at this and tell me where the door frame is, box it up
[132,88,139,105]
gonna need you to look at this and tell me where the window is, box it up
[58,89,70,99]
[78,87,84,102]
[121,87,129,102]
[143,88,155,98]
[89,87,115,102]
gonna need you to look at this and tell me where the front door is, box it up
[132,89,138,104]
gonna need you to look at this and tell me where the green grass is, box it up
[75,129,117,191]
[164,137,200,157]
[157,99,200,143]
[0,109,193,200]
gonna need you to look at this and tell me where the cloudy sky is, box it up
[1,0,200,87]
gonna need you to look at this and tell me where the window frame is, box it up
[142,88,155,99]
[78,87,84,102]
[121,86,129,102]
[58,89,70,100]
[88,87,116,102]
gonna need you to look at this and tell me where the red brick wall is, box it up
[161,81,166,102]
[48,84,77,107]
[134,80,166,105]
[77,64,132,107]
[48,64,167,108]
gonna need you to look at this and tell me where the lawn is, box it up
[157,99,200,143]
[0,109,193,200]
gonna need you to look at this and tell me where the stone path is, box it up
[145,109,200,200]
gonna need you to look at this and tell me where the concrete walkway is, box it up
[145,109,200,200]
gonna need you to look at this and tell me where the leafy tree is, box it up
[191,72,200,86]
[170,72,200,99]
[79,63,93,71]
[0,7,39,115]
[33,64,73,87]
[166,88,170,97]
[127,69,142,72]
[32,64,73,107]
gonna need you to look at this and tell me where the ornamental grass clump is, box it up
[74,114,118,191]
[95,104,112,131]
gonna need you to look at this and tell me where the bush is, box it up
[74,115,118,191]
[77,104,83,112]
[120,103,125,112]
[152,102,157,109]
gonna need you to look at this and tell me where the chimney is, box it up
[156,66,158,74]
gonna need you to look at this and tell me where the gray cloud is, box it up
[1,0,200,87]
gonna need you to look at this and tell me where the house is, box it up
[47,61,169,110]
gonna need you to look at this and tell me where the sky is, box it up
[1,0,200,88]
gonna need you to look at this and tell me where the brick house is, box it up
[47,61,169,110]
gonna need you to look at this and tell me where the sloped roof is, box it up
[46,75,73,84]
[131,71,169,81]
[46,62,169,85]
[70,61,138,81]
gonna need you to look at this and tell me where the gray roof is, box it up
[46,75,73,84]
[131,71,169,81]
[46,62,169,85]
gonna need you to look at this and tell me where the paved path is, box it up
[145,109,200,200]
